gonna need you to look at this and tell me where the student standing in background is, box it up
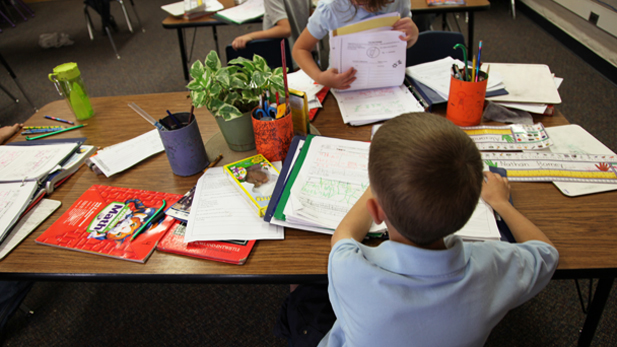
[292,0,419,90]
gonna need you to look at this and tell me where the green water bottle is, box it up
[48,62,94,121]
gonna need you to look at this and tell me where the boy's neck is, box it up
[389,228,447,250]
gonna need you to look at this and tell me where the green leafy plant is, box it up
[187,50,286,121]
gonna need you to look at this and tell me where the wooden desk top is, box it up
[0,91,616,282]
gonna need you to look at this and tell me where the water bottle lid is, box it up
[49,62,81,82]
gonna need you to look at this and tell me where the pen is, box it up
[132,200,166,241]
[26,124,87,141]
[167,110,182,128]
[204,153,223,173]
[45,115,75,125]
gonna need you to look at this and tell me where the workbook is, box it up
[269,135,501,241]
[35,185,182,263]
[157,222,256,265]
[329,13,406,91]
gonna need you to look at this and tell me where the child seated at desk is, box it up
[292,0,419,90]
[231,0,309,51]
[276,113,559,346]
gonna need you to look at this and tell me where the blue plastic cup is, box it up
[157,112,209,176]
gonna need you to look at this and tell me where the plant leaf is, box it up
[205,50,221,71]
[252,71,270,87]
[215,69,231,88]
[224,91,241,105]
[253,54,269,72]
[230,75,246,89]
[218,104,243,121]
[189,60,205,79]
[186,80,203,91]
[242,89,260,102]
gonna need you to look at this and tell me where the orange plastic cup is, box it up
[446,71,488,126]
[251,107,294,162]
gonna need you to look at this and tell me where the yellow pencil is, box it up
[471,55,476,82]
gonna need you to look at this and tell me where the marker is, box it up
[453,43,468,81]
[45,115,74,125]
[131,200,166,241]
[25,124,87,141]
[471,55,477,82]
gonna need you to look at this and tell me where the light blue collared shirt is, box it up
[318,235,558,347]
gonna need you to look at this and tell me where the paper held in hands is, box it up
[329,12,406,92]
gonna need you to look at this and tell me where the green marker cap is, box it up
[48,62,81,82]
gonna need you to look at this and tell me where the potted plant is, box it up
[187,50,286,151]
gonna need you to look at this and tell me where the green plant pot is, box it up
[215,111,256,151]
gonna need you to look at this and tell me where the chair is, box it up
[225,38,292,70]
[406,31,466,67]
[84,0,143,59]
[0,51,37,111]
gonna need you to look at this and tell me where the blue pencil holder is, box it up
[158,112,209,176]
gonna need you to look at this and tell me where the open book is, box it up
[329,13,406,92]
[268,135,501,241]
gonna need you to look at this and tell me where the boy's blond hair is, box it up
[369,113,483,245]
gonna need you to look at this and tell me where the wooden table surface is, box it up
[1,91,616,282]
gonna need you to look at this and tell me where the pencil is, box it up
[25,124,87,141]
[44,115,74,125]
[204,153,223,172]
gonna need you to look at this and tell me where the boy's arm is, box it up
[331,188,374,248]
[293,28,357,90]
[231,19,291,50]
[482,172,554,247]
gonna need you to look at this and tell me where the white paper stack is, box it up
[331,85,424,126]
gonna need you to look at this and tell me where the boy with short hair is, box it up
[320,112,558,347]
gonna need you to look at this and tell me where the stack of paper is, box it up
[184,167,284,242]
[330,13,406,92]
[87,129,165,177]
[406,57,506,101]
[267,135,501,242]
[484,63,562,114]
[161,0,224,19]
[287,70,327,111]
[331,85,425,126]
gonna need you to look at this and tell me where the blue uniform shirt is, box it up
[318,235,558,347]
[306,0,412,40]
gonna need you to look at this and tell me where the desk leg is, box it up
[212,26,220,57]
[578,277,614,347]
[177,28,189,81]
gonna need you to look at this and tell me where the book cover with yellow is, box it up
[223,154,280,217]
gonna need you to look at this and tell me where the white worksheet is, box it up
[184,167,283,242]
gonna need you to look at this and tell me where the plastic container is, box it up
[48,62,94,121]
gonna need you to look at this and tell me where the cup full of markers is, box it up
[251,91,293,162]
[447,41,489,127]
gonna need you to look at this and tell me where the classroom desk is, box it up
[0,92,615,346]
[410,0,490,54]
[163,0,491,81]
[162,0,262,82]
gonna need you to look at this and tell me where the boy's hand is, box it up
[318,67,357,90]
[481,172,511,210]
[393,17,419,48]
[231,35,253,50]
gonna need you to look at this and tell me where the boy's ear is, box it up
[366,197,386,225]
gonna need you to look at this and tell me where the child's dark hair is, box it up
[369,113,483,246]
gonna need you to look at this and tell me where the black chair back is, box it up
[225,38,292,70]
[406,31,465,67]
